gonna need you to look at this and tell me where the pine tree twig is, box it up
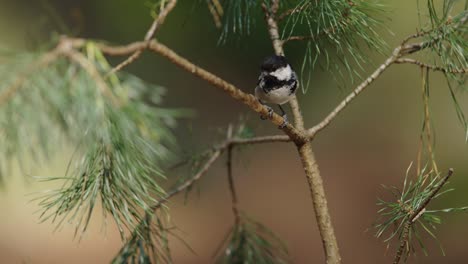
[226,144,240,221]
[307,44,403,139]
[128,132,287,256]
[281,2,354,44]
[206,0,223,28]
[307,17,467,139]
[57,36,306,142]
[277,8,295,21]
[169,134,291,171]
[133,133,289,239]
[261,1,283,56]
[229,134,290,144]
[282,17,351,44]
[262,1,341,263]
[262,0,304,129]
[395,58,468,74]
[400,12,468,55]
[393,168,454,264]
[107,0,177,76]
[146,40,307,143]
[151,148,223,211]
[282,35,313,43]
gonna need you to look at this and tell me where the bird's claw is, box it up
[260,106,274,120]
[279,114,289,129]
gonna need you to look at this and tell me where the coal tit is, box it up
[255,55,298,128]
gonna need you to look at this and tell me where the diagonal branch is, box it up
[120,132,289,252]
[306,16,468,139]
[107,0,178,76]
[62,36,304,142]
[151,148,223,211]
[146,40,306,143]
[307,45,403,139]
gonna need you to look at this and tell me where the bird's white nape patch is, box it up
[270,65,292,81]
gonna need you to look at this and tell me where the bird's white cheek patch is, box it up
[270,65,292,81]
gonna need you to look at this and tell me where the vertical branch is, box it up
[227,145,240,222]
[262,0,304,128]
[262,1,341,263]
[297,143,341,263]
[393,221,410,264]
[226,125,240,222]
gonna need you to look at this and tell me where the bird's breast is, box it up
[255,86,293,105]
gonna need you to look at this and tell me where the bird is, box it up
[255,55,298,128]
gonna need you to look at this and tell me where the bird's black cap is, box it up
[260,55,288,72]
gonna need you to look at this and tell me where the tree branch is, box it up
[229,134,290,145]
[400,12,468,56]
[393,168,454,264]
[151,131,281,211]
[262,0,304,129]
[225,125,241,223]
[151,148,223,211]
[146,39,307,143]
[395,58,468,74]
[62,36,305,142]
[277,2,311,21]
[107,0,178,75]
[262,1,342,263]
[307,45,403,139]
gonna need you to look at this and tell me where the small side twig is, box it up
[150,149,223,211]
[132,132,289,240]
[393,168,454,264]
[226,144,240,221]
[400,12,468,56]
[225,125,241,222]
[395,58,468,74]
[107,0,177,76]
[206,0,223,28]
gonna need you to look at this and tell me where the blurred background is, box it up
[0,0,467,263]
